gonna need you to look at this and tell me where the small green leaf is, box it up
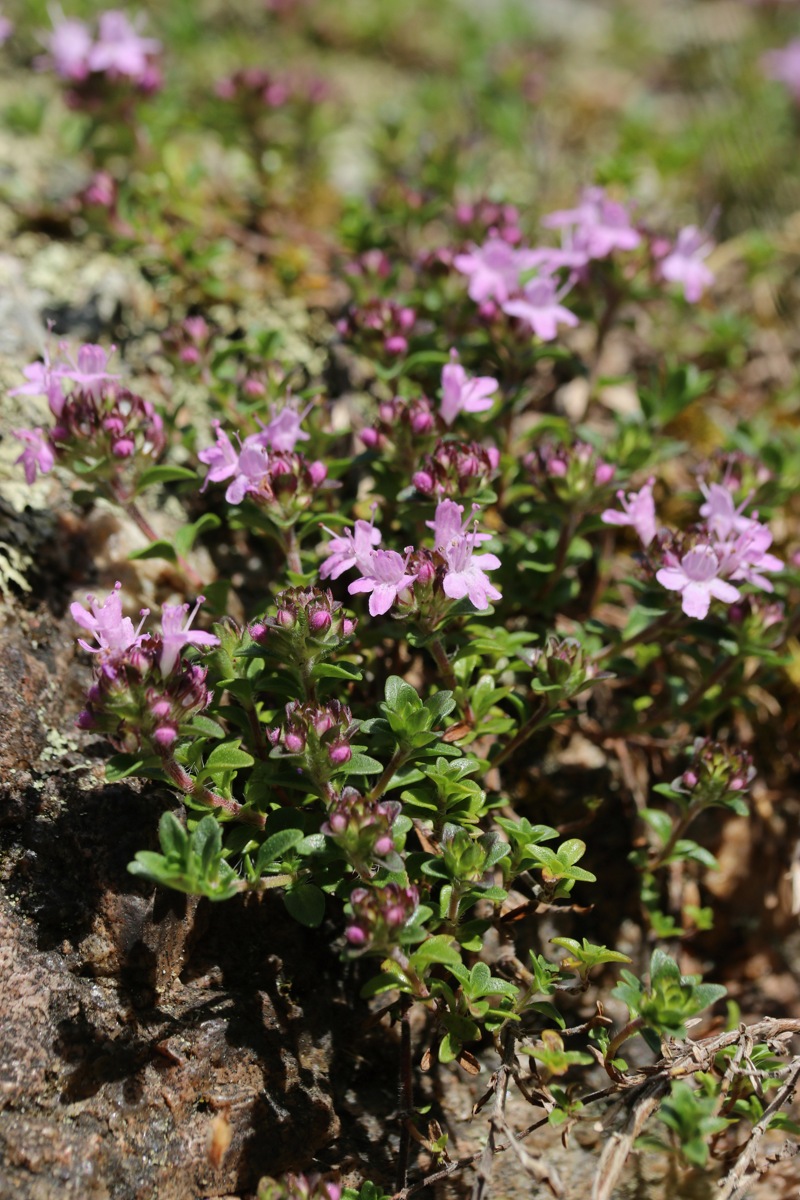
[134,464,198,494]
[128,539,178,563]
[284,883,326,927]
[106,753,146,782]
[205,741,255,772]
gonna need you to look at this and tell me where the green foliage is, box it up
[129,813,241,901]
[613,949,727,1040]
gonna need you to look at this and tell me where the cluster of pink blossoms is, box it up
[602,477,783,619]
[320,499,501,618]
[38,7,162,92]
[454,185,715,337]
[12,341,164,483]
[198,406,326,507]
[72,584,220,752]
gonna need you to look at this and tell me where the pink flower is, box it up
[543,187,641,260]
[71,581,148,658]
[348,550,417,617]
[41,10,93,80]
[502,275,580,341]
[225,442,270,504]
[440,352,498,424]
[159,597,220,676]
[320,517,382,580]
[601,479,657,546]
[659,226,714,303]
[13,428,55,484]
[60,342,119,398]
[0,12,13,45]
[428,499,491,550]
[656,545,741,619]
[762,40,800,103]
[453,234,542,304]
[716,524,784,592]
[9,348,66,416]
[88,10,161,82]
[698,481,753,540]
[259,402,311,453]
[441,535,501,610]
[198,420,240,490]
[429,500,501,610]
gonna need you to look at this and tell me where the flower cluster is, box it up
[677,738,756,808]
[215,66,328,108]
[320,500,501,619]
[603,476,783,620]
[322,787,400,873]
[336,298,418,357]
[161,316,214,369]
[72,585,219,754]
[412,438,499,498]
[344,882,419,950]
[525,439,615,507]
[250,587,357,663]
[268,699,356,780]
[454,185,716,330]
[12,342,164,484]
[359,395,436,452]
[198,411,326,511]
[454,198,524,245]
[527,636,605,702]
[38,8,162,95]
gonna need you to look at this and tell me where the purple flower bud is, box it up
[595,461,616,485]
[250,622,268,641]
[328,743,352,766]
[153,725,178,749]
[682,770,699,789]
[276,609,295,628]
[360,428,380,449]
[309,609,332,632]
[415,559,435,587]
[384,335,408,355]
[285,731,306,753]
[244,377,266,397]
[76,709,95,729]
[314,712,334,736]
[412,470,435,493]
[180,347,201,364]
[150,696,172,719]
[309,460,328,487]
[410,410,433,435]
[112,438,136,458]
[345,924,367,946]
[343,618,356,637]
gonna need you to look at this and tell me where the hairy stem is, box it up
[163,757,265,828]
[367,747,409,803]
